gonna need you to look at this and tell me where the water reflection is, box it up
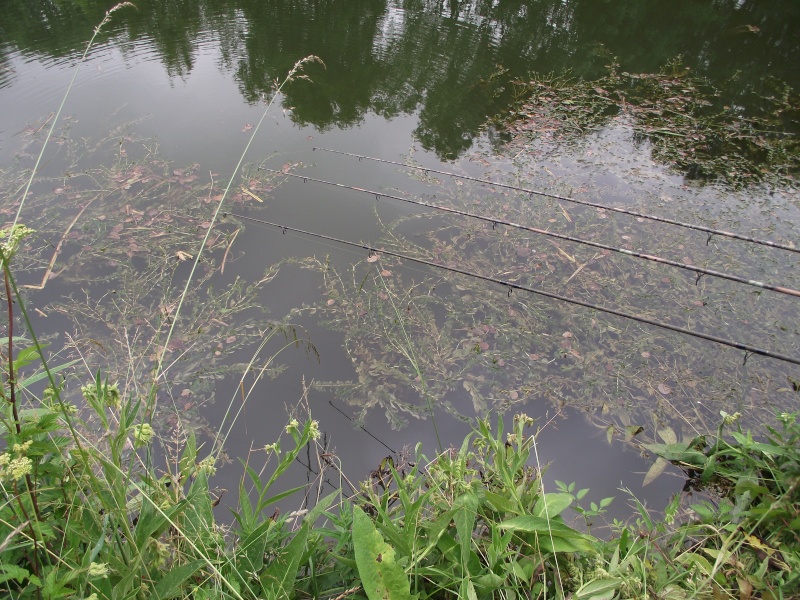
[1,0,798,160]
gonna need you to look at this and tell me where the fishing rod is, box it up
[223,211,800,367]
[311,147,800,255]
[264,169,800,299]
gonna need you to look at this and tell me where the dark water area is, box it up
[1,0,799,518]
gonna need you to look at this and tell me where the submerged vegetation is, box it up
[495,59,800,187]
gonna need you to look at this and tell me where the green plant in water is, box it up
[498,57,800,187]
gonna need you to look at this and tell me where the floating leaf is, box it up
[643,457,670,486]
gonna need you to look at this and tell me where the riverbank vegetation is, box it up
[1,275,798,598]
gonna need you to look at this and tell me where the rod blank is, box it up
[265,169,800,299]
[312,147,800,255]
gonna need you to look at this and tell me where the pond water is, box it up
[1,0,799,517]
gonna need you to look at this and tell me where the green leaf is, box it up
[155,560,205,599]
[498,515,596,553]
[184,471,214,544]
[643,443,706,466]
[134,498,188,551]
[484,490,517,514]
[260,523,309,599]
[256,484,307,514]
[304,490,338,526]
[352,505,418,600]
[13,345,40,371]
[236,518,274,578]
[17,359,79,391]
[0,564,32,586]
[575,577,622,599]
[454,492,478,567]
[533,493,574,518]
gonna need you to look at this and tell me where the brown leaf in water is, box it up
[658,383,672,395]
[242,123,253,132]
[380,270,392,277]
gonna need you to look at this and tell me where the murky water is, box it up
[1,0,799,514]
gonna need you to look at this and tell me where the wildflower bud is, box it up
[81,384,98,404]
[132,423,155,446]
[514,413,535,428]
[308,420,321,441]
[720,411,741,426]
[197,455,217,477]
[104,383,121,408]
[87,562,109,578]
[8,457,33,481]
[285,418,300,435]
[263,442,280,454]
[0,224,34,259]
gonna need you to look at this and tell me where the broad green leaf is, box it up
[484,490,517,514]
[237,518,274,578]
[643,443,706,466]
[155,560,205,599]
[575,577,622,599]
[454,492,478,567]
[498,515,596,553]
[352,505,418,600]
[260,523,309,599]
[460,578,478,600]
[134,498,188,551]
[0,565,31,586]
[533,493,574,518]
[184,472,214,544]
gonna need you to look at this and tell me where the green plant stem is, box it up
[4,268,20,435]
[13,480,41,587]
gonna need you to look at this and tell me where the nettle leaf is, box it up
[352,505,418,600]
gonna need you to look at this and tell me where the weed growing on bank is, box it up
[1,249,798,597]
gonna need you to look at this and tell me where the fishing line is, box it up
[311,147,800,255]
[223,211,800,367]
[328,400,397,454]
[264,169,800,299]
